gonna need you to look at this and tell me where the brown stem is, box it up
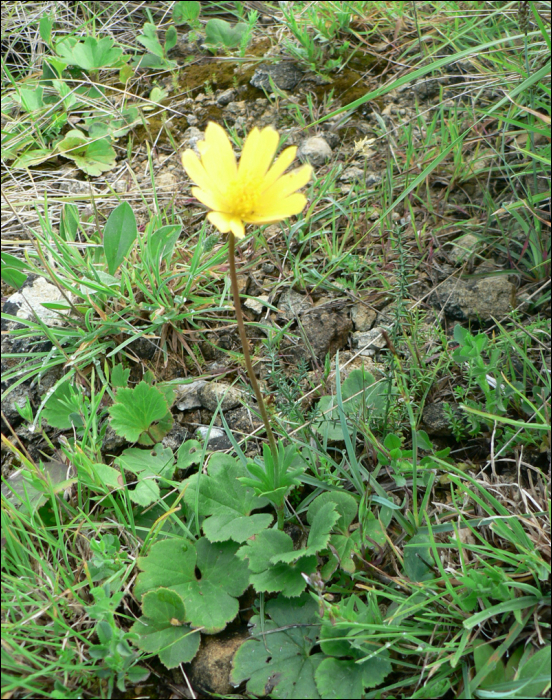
[228,232,278,464]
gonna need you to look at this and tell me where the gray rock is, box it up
[351,328,389,357]
[278,289,313,318]
[194,426,232,451]
[431,276,514,322]
[198,382,244,412]
[449,233,480,265]
[323,130,340,149]
[351,304,377,332]
[244,295,269,316]
[217,88,236,105]
[175,380,207,411]
[283,307,352,365]
[102,423,127,453]
[297,136,332,167]
[1,383,33,429]
[225,405,264,437]
[422,402,465,436]
[250,63,303,91]
[2,275,74,328]
[162,425,189,452]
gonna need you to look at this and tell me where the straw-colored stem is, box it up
[228,233,278,464]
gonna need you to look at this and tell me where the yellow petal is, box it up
[181,150,216,194]
[191,186,225,211]
[256,165,312,210]
[228,217,245,238]
[207,211,233,233]
[239,126,279,181]
[199,122,237,183]
[260,146,298,191]
[245,193,307,223]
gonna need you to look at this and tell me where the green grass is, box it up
[2,1,550,698]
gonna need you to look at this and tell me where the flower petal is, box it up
[181,150,216,194]
[191,186,226,211]
[239,126,279,181]
[245,193,307,223]
[228,217,245,238]
[199,122,237,184]
[260,146,298,191]
[207,211,233,233]
[256,164,312,211]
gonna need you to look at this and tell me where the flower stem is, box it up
[228,233,279,464]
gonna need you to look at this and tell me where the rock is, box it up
[225,405,264,437]
[351,304,377,332]
[161,425,189,452]
[278,289,313,318]
[127,336,157,360]
[431,276,514,322]
[175,380,207,411]
[188,630,249,696]
[448,233,480,265]
[322,130,340,149]
[351,328,389,357]
[2,275,73,328]
[183,126,203,154]
[198,383,244,412]
[339,166,365,182]
[250,63,303,91]
[217,88,236,105]
[262,262,275,274]
[102,423,127,454]
[297,136,332,167]
[1,383,33,430]
[244,295,269,315]
[194,426,232,451]
[422,402,465,436]
[283,307,352,365]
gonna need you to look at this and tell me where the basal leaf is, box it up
[135,537,249,633]
[307,491,358,534]
[67,36,123,70]
[116,444,174,507]
[131,588,200,669]
[176,440,202,469]
[183,453,272,543]
[231,594,323,699]
[271,502,339,564]
[102,201,137,274]
[237,529,316,597]
[205,19,248,49]
[403,532,435,582]
[42,382,85,430]
[108,381,168,442]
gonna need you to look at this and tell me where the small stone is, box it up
[225,405,264,437]
[161,425,189,452]
[244,295,269,315]
[449,233,480,265]
[189,631,249,696]
[351,304,377,331]
[282,307,352,365]
[250,63,303,91]
[278,289,313,318]
[198,382,244,412]
[351,328,389,357]
[431,276,514,322]
[339,166,365,182]
[217,88,236,106]
[422,403,465,436]
[102,423,127,453]
[2,276,74,327]
[236,275,249,294]
[175,380,207,411]
[185,113,198,126]
[297,136,332,167]
[194,426,232,451]
[262,262,275,274]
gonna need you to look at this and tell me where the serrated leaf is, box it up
[307,491,357,534]
[232,594,323,698]
[42,382,85,430]
[272,502,339,565]
[111,363,130,388]
[183,453,272,543]
[116,444,174,507]
[131,588,200,669]
[108,381,168,442]
[102,201,137,274]
[237,529,316,597]
[56,129,117,176]
[403,532,435,582]
[134,537,249,633]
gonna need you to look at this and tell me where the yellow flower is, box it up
[181,122,312,239]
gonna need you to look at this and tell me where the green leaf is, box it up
[56,129,117,176]
[403,532,435,582]
[135,537,249,633]
[108,381,169,442]
[111,363,130,388]
[173,1,200,24]
[42,382,85,430]
[307,491,357,534]
[39,16,53,45]
[183,453,272,543]
[13,148,53,169]
[102,201,137,275]
[1,267,27,290]
[59,203,79,242]
[237,529,317,597]
[137,23,164,58]
[164,26,177,53]
[115,444,174,507]
[57,36,123,70]
[176,440,202,469]
[271,502,339,564]
[146,225,182,267]
[130,588,200,669]
[231,594,323,699]
[205,18,248,49]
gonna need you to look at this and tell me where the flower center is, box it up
[225,174,263,217]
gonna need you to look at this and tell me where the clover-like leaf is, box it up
[237,529,317,598]
[130,588,200,669]
[56,129,117,176]
[108,381,169,443]
[57,36,123,70]
[232,594,323,698]
[183,453,272,543]
[205,18,248,49]
[134,537,249,633]
[115,444,174,507]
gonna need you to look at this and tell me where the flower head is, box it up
[181,122,312,238]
